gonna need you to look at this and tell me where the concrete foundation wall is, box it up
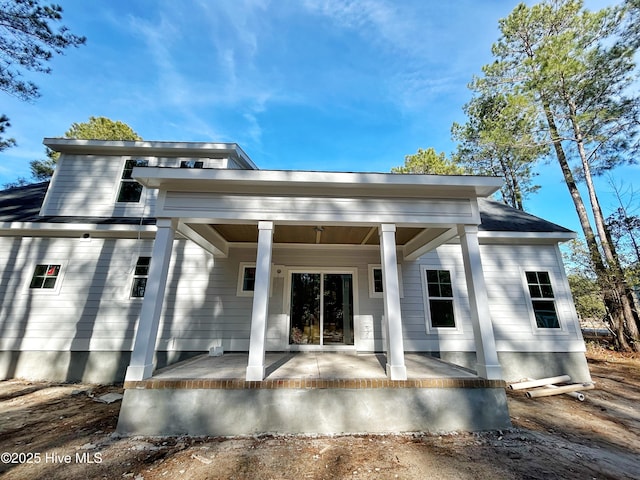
[117,386,512,436]
[437,351,592,383]
[498,351,592,383]
[0,351,204,384]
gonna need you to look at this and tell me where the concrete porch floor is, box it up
[151,352,479,381]
[118,353,511,436]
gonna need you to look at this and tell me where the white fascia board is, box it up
[0,221,156,237]
[43,138,258,170]
[477,231,577,243]
[133,167,503,197]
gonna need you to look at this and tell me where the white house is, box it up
[0,138,591,390]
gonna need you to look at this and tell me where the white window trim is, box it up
[283,267,360,351]
[128,256,152,300]
[113,157,152,204]
[420,264,463,334]
[520,268,569,336]
[237,263,256,297]
[368,264,403,299]
[236,262,275,297]
[23,260,68,296]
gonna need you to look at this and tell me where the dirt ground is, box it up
[0,343,638,480]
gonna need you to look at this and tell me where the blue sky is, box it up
[1,0,636,234]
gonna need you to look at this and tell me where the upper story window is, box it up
[180,160,204,168]
[130,257,151,298]
[30,264,61,290]
[525,271,560,328]
[117,159,148,203]
[425,269,456,328]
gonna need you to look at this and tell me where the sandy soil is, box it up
[0,343,638,480]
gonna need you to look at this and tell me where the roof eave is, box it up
[133,167,503,197]
[43,138,258,170]
[478,230,577,242]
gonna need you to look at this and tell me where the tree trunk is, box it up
[498,156,522,209]
[541,99,633,350]
[566,98,640,351]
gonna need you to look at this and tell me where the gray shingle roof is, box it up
[0,182,155,225]
[477,198,573,233]
[0,182,572,233]
[0,182,49,222]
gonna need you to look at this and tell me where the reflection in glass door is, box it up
[289,272,354,346]
[289,273,321,345]
[323,274,353,345]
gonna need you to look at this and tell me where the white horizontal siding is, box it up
[0,236,152,351]
[41,153,249,218]
[480,243,582,350]
[42,154,157,217]
[398,242,583,353]
[0,234,584,356]
[402,245,474,350]
[161,192,475,225]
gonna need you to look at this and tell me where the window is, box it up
[117,159,148,202]
[130,257,151,298]
[30,264,61,289]
[425,269,455,328]
[242,266,256,291]
[373,268,383,294]
[180,160,204,168]
[526,271,560,328]
[368,265,403,298]
[237,263,256,296]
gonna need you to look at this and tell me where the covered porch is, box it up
[123,168,506,386]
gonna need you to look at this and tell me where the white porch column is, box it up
[246,221,274,381]
[379,224,407,380]
[125,218,177,381]
[458,225,503,380]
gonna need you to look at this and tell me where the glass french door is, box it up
[289,272,354,346]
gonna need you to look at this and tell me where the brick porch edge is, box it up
[124,378,506,390]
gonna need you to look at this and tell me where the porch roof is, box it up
[0,181,575,244]
[132,166,503,197]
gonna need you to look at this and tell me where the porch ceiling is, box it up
[196,223,448,247]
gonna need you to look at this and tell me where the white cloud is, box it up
[122,1,278,145]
